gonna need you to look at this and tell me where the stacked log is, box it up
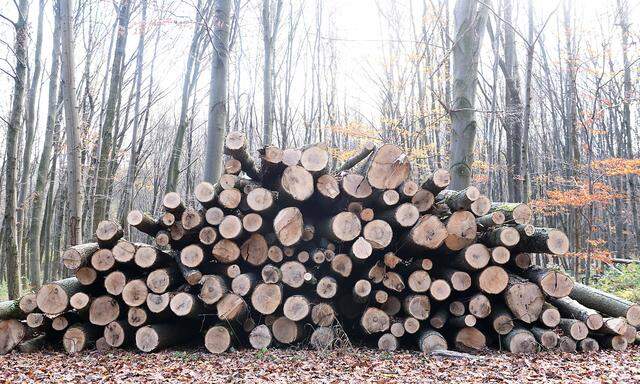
[1,132,638,356]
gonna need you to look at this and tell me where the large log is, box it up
[0,319,26,354]
[365,144,410,190]
[89,296,120,326]
[569,283,640,326]
[36,277,83,315]
[503,275,545,324]
[404,214,447,250]
[205,324,234,353]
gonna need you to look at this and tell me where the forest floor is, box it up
[1,346,640,383]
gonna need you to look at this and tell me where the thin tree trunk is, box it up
[203,0,232,182]
[448,0,489,189]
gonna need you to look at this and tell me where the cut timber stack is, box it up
[1,132,639,356]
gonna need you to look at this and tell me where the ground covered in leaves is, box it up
[2,346,640,383]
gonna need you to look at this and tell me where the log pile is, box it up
[2,132,640,355]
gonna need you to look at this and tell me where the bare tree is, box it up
[261,0,284,146]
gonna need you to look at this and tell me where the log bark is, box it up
[551,297,603,330]
[135,323,197,352]
[62,243,99,270]
[531,326,559,349]
[500,328,537,353]
[36,278,83,314]
[569,283,640,326]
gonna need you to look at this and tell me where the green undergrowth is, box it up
[593,263,640,303]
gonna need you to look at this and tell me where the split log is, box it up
[404,214,447,250]
[316,174,341,204]
[273,207,304,246]
[240,234,269,266]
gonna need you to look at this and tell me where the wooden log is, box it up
[18,293,38,315]
[407,270,431,293]
[383,252,403,269]
[429,307,449,329]
[404,317,421,334]
[160,212,176,227]
[251,284,282,315]
[311,303,336,326]
[539,302,561,327]
[205,207,225,226]
[127,210,160,235]
[240,234,269,266]
[411,189,435,213]
[181,207,204,231]
[231,273,257,296]
[69,292,91,314]
[517,227,569,255]
[317,277,339,299]
[194,182,217,208]
[450,314,477,328]
[453,327,486,351]
[353,279,372,303]
[0,300,26,320]
[437,187,480,211]
[26,313,49,331]
[569,283,640,326]
[316,174,341,204]
[146,267,179,294]
[36,277,83,315]
[52,315,71,331]
[281,261,306,288]
[489,203,532,225]
[162,192,185,215]
[323,211,362,243]
[135,323,197,353]
[403,295,430,320]
[379,203,419,228]
[451,244,490,271]
[199,275,228,305]
[475,266,509,295]
[279,165,314,202]
[212,239,240,263]
[0,319,26,354]
[260,146,285,179]
[351,237,373,261]
[104,320,133,348]
[199,226,218,245]
[95,220,123,247]
[404,214,447,250]
[112,240,137,264]
[363,219,393,249]
[490,246,510,265]
[421,169,450,195]
[509,253,532,270]
[147,293,173,314]
[91,249,115,272]
[377,333,398,351]
[310,327,335,350]
[336,142,375,173]
[480,226,520,248]
[429,279,451,302]
[382,296,402,316]
[441,269,471,292]
[623,323,637,343]
[217,293,247,321]
[224,131,260,180]
[579,337,600,352]
[557,336,577,352]
[361,307,390,334]
[224,157,242,174]
[551,297,603,330]
[599,317,628,335]
[128,307,148,327]
[226,264,241,279]
[470,196,491,217]
[531,326,559,349]
[249,324,273,349]
[122,279,148,307]
[468,293,491,319]
[205,324,233,353]
[18,334,48,353]
[300,144,330,174]
[267,245,284,263]
[282,148,302,167]
[449,301,466,316]
[383,272,405,293]
[219,215,243,239]
[444,211,477,251]
[340,174,373,201]
[500,328,537,353]
[503,275,545,323]
[418,329,448,353]
[515,223,535,237]
[491,307,514,335]
[476,212,505,229]
[89,295,120,326]
[63,323,99,353]
[242,213,264,234]
[273,207,304,246]
[272,317,303,344]
[135,246,172,269]
[155,231,170,247]
[390,320,405,338]
[364,144,410,190]
[283,295,311,321]
[397,180,419,201]
[62,243,99,270]
[593,334,627,351]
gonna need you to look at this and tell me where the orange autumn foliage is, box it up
[592,158,640,176]
[530,181,623,215]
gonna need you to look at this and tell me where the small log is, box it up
[340,174,373,201]
[353,279,372,303]
[451,244,490,271]
[531,326,559,349]
[217,293,247,321]
[127,210,160,235]
[224,131,260,180]
[429,308,449,329]
[490,246,510,265]
[283,295,311,321]
[104,320,133,348]
[317,277,339,299]
[468,293,491,319]
[517,227,569,255]
[491,307,514,335]
[450,314,477,328]
[219,215,243,239]
[251,283,282,315]
[316,174,341,204]
[281,261,306,288]
[404,214,447,250]
[382,296,402,316]
[91,249,115,272]
[205,207,225,225]
[593,334,627,351]
[351,237,373,261]
[272,317,303,344]
[418,329,448,353]
[361,307,390,334]
[301,144,330,174]
[128,307,148,327]
[379,203,420,228]
[551,297,603,330]
[569,283,640,326]
[199,275,228,305]
[231,273,257,296]
[282,148,302,167]
[336,142,375,173]
[449,301,466,316]
[95,220,123,247]
[429,279,451,302]
[475,266,509,295]
[382,271,405,292]
[135,323,197,353]
[147,293,173,314]
[383,252,403,269]
[500,328,537,353]
[69,292,91,314]
[212,239,241,263]
[444,211,477,251]
[489,202,532,225]
[147,267,179,294]
[135,246,172,269]
[578,337,600,352]
[89,295,120,326]
[63,323,99,353]
[377,333,398,351]
[441,269,471,292]
[421,169,450,194]
[539,302,561,327]
[225,158,242,174]
[599,317,628,335]
[453,327,486,351]
[240,234,269,266]
[310,327,335,350]
[407,270,431,293]
[61,243,99,270]
[323,211,362,242]
[199,226,218,245]
[204,324,233,353]
[558,336,577,352]
[162,192,185,215]
[18,334,48,353]
[112,240,137,264]
[476,212,505,229]
[480,226,520,248]
[411,189,435,212]
[404,317,421,334]
[122,279,148,307]
[311,303,336,326]
[249,324,273,349]
[398,180,419,200]
[403,295,431,320]
[437,187,480,211]
[509,253,532,270]
[362,219,393,249]
[470,196,491,217]
[241,214,264,234]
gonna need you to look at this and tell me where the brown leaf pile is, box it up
[1,347,640,383]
